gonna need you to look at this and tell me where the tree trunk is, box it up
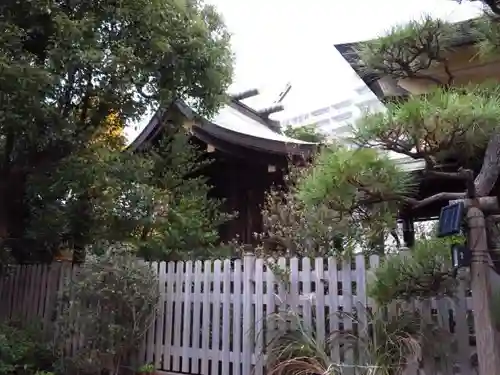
[0,171,31,263]
[69,191,94,264]
[475,132,500,197]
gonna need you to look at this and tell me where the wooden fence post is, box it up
[242,252,255,375]
[467,207,500,375]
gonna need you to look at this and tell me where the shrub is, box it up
[0,320,55,375]
[55,242,159,375]
[368,236,462,305]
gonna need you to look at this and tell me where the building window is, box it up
[331,99,353,110]
[331,111,353,122]
[316,118,331,128]
[284,113,307,126]
[311,107,331,117]
[304,114,311,121]
[331,123,353,137]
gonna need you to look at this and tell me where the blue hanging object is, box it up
[437,202,465,237]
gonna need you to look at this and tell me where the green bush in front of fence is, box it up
[368,235,462,305]
[53,242,160,375]
[0,320,56,375]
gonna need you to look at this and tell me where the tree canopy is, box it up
[257,10,500,304]
[0,0,234,263]
[283,124,327,143]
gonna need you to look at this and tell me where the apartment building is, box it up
[279,84,423,172]
[280,84,384,142]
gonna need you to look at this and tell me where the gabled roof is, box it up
[128,97,318,157]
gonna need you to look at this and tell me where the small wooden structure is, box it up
[128,91,318,244]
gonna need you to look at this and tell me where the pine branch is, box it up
[403,192,467,209]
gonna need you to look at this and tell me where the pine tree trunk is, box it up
[0,172,31,263]
[475,132,500,197]
[69,191,94,263]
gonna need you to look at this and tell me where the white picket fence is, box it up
[0,254,476,375]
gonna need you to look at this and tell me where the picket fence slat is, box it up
[11,266,20,318]
[210,260,221,375]
[328,256,341,363]
[355,255,368,365]
[302,257,312,331]
[276,257,287,332]
[221,259,231,375]
[172,261,184,372]
[191,260,203,374]
[232,258,243,375]
[254,259,264,375]
[265,258,276,348]
[341,258,354,375]
[0,254,477,375]
[201,260,211,375]
[155,262,167,369]
[242,255,253,375]
[182,261,193,373]
[314,258,326,347]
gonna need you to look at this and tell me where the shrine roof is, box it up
[128,94,318,157]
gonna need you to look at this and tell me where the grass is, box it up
[263,304,451,375]
[265,309,336,375]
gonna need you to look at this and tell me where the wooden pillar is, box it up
[467,207,500,374]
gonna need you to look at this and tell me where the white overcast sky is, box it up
[127,0,483,139]
[207,0,482,116]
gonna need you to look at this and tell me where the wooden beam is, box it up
[257,104,284,117]
[230,89,260,101]
[449,196,499,214]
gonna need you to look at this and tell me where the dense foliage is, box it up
[254,164,342,258]
[130,129,234,261]
[251,145,414,258]
[283,124,327,143]
[54,243,159,375]
[368,236,461,305]
[0,321,55,375]
[275,12,500,304]
[0,0,234,262]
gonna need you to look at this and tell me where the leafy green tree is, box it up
[27,125,233,262]
[117,128,234,261]
[283,124,327,143]
[0,0,233,262]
